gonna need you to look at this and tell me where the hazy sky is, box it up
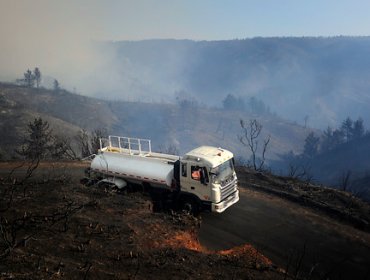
[1,0,369,93]
[1,0,370,42]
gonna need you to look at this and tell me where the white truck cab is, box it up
[180,146,239,213]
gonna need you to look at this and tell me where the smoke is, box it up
[0,1,194,99]
[0,0,106,93]
[2,1,370,129]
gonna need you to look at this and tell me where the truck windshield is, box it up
[210,159,235,184]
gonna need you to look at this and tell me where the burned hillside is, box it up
[0,162,288,280]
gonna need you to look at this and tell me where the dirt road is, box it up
[199,188,370,279]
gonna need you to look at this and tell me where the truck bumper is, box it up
[212,189,239,213]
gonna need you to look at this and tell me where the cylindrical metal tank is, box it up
[91,151,176,188]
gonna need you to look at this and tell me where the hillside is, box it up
[0,162,284,280]
[0,83,117,158]
[95,37,370,128]
[0,83,310,161]
[237,166,370,231]
[2,83,369,202]
[301,135,370,200]
[1,162,370,279]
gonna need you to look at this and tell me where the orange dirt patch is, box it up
[128,210,274,267]
[160,230,205,252]
[219,244,273,266]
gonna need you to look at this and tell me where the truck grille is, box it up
[220,176,238,201]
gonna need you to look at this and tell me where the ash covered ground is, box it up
[1,162,370,279]
[0,162,286,280]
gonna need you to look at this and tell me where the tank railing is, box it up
[100,135,151,156]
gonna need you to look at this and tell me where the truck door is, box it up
[180,162,211,202]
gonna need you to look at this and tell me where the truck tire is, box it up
[97,180,115,189]
[80,178,98,187]
[181,197,200,216]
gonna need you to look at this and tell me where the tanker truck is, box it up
[83,135,239,214]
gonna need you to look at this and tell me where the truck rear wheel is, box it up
[181,198,200,216]
[97,181,115,189]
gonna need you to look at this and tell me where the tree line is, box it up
[222,94,272,116]
[16,68,41,88]
[16,67,61,92]
[302,117,366,159]
[277,116,368,185]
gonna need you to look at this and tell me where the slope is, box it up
[0,82,310,162]
[0,83,118,158]
[101,37,370,128]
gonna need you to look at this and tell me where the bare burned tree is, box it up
[23,69,35,88]
[77,129,91,158]
[0,190,87,259]
[53,79,60,92]
[340,170,352,191]
[90,129,107,154]
[51,135,78,160]
[33,67,41,88]
[287,162,313,182]
[76,128,108,158]
[283,242,315,280]
[238,119,271,171]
